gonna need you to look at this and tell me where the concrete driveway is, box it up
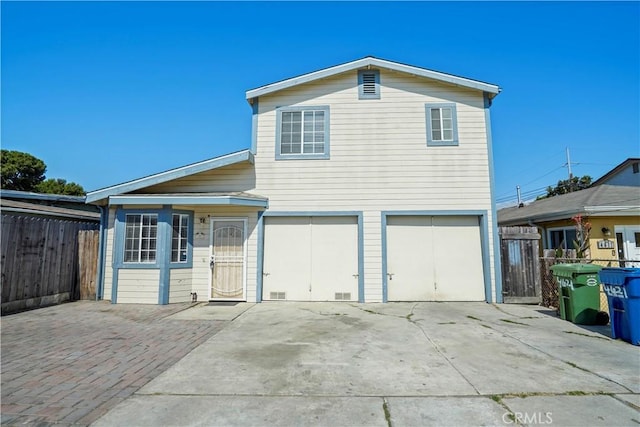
[94,302,639,427]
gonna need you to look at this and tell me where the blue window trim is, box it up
[358,69,380,100]
[425,103,459,147]
[112,206,194,305]
[275,105,330,160]
[256,211,364,303]
[114,208,165,269]
[380,210,493,304]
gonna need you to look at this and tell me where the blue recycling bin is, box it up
[599,267,640,346]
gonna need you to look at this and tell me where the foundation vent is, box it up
[334,292,351,301]
[270,292,286,300]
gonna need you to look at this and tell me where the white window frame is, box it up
[547,226,577,251]
[124,213,158,264]
[275,106,330,160]
[171,213,189,263]
[426,103,459,146]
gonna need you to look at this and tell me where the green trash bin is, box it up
[550,263,603,325]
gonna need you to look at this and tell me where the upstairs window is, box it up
[426,103,459,146]
[358,70,380,99]
[276,106,330,160]
[124,214,158,263]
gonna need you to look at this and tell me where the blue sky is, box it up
[2,1,639,205]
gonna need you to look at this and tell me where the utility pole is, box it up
[566,147,573,180]
[516,185,523,207]
[565,147,574,192]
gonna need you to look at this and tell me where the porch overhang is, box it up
[108,192,269,208]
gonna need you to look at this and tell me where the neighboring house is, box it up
[1,190,100,221]
[498,158,640,265]
[1,190,100,313]
[86,56,502,305]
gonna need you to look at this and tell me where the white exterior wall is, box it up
[102,207,116,301]
[116,269,160,304]
[146,163,256,194]
[251,70,495,302]
[169,269,192,303]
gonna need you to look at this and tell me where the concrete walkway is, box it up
[93,302,640,427]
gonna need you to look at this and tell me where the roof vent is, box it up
[362,73,376,94]
[358,70,380,99]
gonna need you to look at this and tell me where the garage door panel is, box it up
[387,216,435,301]
[310,217,359,301]
[387,215,485,302]
[262,217,311,301]
[262,216,359,302]
[433,216,485,301]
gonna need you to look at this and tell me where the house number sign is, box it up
[603,284,628,299]
[557,276,598,290]
[597,240,615,249]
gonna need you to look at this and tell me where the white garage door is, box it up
[386,216,485,301]
[263,216,359,301]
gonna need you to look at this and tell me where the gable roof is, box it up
[498,184,640,225]
[85,149,254,204]
[245,56,501,102]
[591,157,640,186]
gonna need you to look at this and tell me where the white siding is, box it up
[169,269,192,303]
[144,163,255,193]
[117,269,160,304]
[253,71,490,212]
[251,70,495,302]
[102,207,116,302]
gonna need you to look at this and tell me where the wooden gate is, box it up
[499,226,542,303]
[1,215,99,314]
[78,230,100,300]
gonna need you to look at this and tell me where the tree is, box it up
[540,175,592,199]
[1,149,85,195]
[36,178,85,196]
[1,149,46,191]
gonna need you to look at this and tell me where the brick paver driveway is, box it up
[1,301,225,426]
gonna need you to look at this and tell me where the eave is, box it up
[246,56,501,102]
[108,193,268,208]
[86,150,254,204]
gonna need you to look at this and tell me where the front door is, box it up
[210,219,246,300]
[615,225,640,267]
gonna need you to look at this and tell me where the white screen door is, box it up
[210,219,246,300]
[616,225,640,268]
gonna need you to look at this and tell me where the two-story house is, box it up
[86,57,502,304]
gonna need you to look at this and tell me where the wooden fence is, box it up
[1,214,99,314]
[499,226,541,303]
